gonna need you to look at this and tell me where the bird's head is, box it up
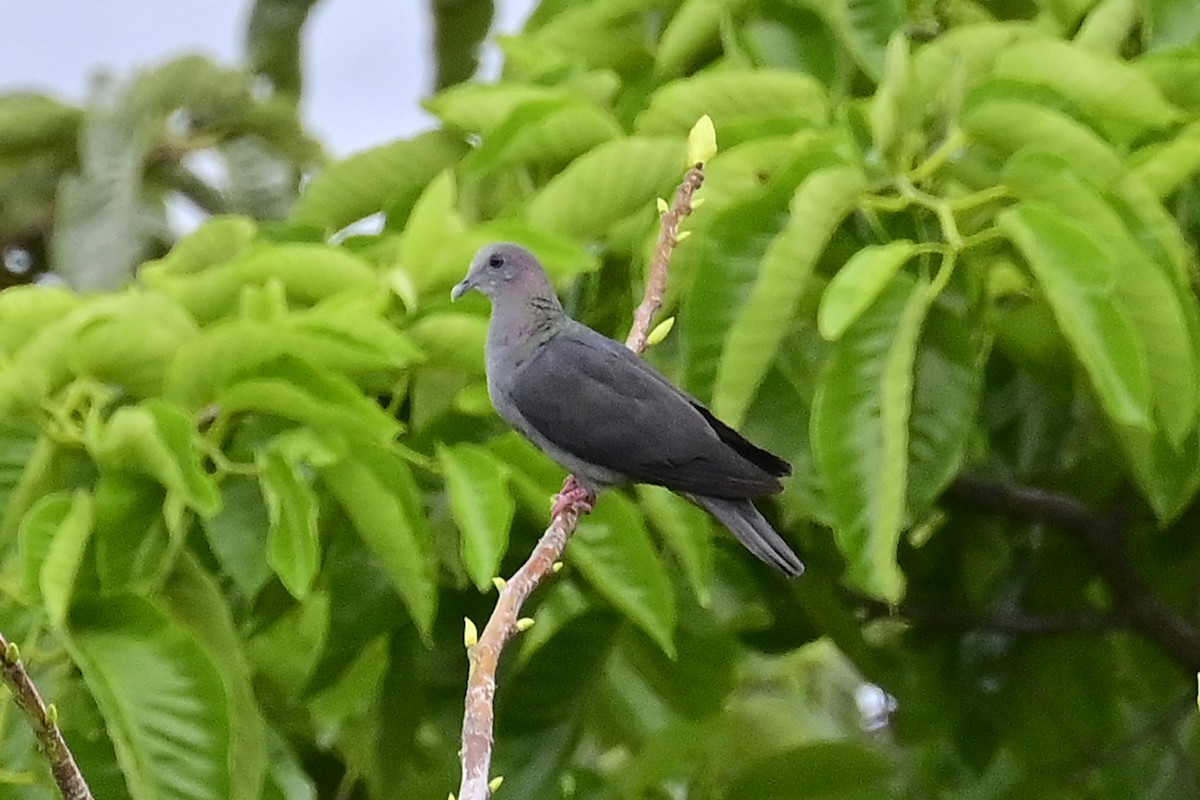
[451,243,558,306]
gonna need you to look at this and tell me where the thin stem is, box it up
[0,630,93,800]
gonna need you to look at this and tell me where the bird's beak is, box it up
[450,278,473,302]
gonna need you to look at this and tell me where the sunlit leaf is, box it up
[526,137,686,239]
[818,240,917,342]
[998,202,1151,430]
[714,160,867,427]
[438,442,515,591]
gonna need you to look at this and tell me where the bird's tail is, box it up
[683,494,804,578]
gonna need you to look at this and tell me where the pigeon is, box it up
[451,243,803,577]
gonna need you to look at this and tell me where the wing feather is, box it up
[508,326,786,498]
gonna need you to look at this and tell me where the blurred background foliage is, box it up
[3,0,1200,798]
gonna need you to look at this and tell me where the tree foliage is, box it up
[3,0,1200,798]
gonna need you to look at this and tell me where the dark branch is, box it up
[945,475,1200,672]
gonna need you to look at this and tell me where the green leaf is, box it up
[1130,119,1200,198]
[66,596,234,800]
[0,284,81,359]
[462,98,623,176]
[962,91,1125,183]
[65,291,200,398]
[993,39,1180,142]
[812,275,932,601]
[321,442,437,638]
[0,92,81,155]
[142,243,379,324]
[432,0,494,89]
[998,202,1151,430]
[798,0,904,81]
[635,485,714,606]
[907,307,985,515]
[144,215,258,275]
[87,399,222,517]
[215,355,402,443]
[160,556,268,800]
[713,160,868,427]
[245,0,321,95]
[818,240,918,341]
[407,313,488,374]
[203,476,272,599]
[93,471,171,593]
[868,32,914,166]
[424,82,577,134]
[398,169,467,293]
[18,491,92,622]
[636,70,827,136]
[681,149,815,398]
[438,443,515,591]
[656,0,752,76]
[1004,152,1198,443]
[723,741,894,799]
[526,137,686,240]
[259,447,320,599]
[571,493,676,656]
[290,130,468,231]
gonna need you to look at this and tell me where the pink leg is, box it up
[551,475,596,518]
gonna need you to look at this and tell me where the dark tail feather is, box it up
[684,494,804,578]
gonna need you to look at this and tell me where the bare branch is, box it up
[0,630,93,800]
[946,475,1200,672]
[457,164,706,800]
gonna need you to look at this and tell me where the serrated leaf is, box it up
[636,70,826,135]
[291,130,468,231]
[818,240,918,341]
[713,161,868,426]
[259,447,320,599]
[438,443,515,591]
[526,137,686,239]
[998,202,1151,430]
[570,493,676,656]
[321,442,437,638]
[66,596,235,800]
[812,275,931,601]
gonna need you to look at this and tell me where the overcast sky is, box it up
[0,0,535,155]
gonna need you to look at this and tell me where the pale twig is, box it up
[457,163,706,800]
[0,630,93,800]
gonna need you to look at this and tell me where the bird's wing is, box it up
[507,325,787,497]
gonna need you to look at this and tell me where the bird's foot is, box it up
[551,475,595,518]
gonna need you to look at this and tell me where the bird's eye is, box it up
[488,254,504,269]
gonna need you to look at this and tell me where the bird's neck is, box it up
[488,292,563,355]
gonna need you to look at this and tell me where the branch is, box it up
[0,630,93,800]
[946,475,1200,672]
[858,598,1129,636]
[457,163,706,800]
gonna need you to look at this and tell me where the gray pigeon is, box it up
[451,242,803,577]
